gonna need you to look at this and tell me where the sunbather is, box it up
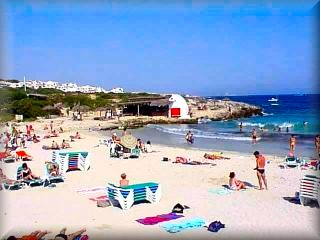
[120,173,129,187]
[229,172,246,190]
[61,139,71,149]
[70,132,81,141]
[0,168,18,190]
[32,134,40,143]
[8,230,51,240]
[204,153,230,160]
[54,227,86,240]
[51,140,60,150]
[22,163,39,180]
[145,140,153,153]
[46,162,60,176]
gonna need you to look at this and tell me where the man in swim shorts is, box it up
[253,151,268,190]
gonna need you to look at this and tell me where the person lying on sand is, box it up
[229,172,246,190]
[120,173,129,187]
[204,153,230,160]
[22,163,39,181]
[54,227,86,240]
[7,230,51,240]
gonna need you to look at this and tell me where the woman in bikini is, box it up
[229,172,246,190]
[22,163,39,180]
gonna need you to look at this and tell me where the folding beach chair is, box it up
[130,148,141,158]
[16,166,44,187]
[284,156,300,168]
[299,170,320,206]
[43,162,64,184]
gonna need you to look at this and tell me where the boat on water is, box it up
[271,103,279,106]
[268,97,278,102]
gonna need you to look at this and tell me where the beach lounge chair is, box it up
[299,170,320,206]
[43,162,64,184]
[130,148,141,158]
[0,152,16,163]
[15,150,32,161]
[16,165,44,187]
[52,151,90,173]
[107,182,161,210]
[284,156,300,168]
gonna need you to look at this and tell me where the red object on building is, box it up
[170,108,181,118]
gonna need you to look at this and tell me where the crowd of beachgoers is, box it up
[0,117,319,240]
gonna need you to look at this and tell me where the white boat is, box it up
[268,97,278,102]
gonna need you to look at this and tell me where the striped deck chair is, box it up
[130,148,141,158]
[16,166,44,187]
[52,151,90,173]
[299,171,320,206]
[107,182,161,210]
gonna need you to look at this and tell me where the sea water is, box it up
[130,94,319,158]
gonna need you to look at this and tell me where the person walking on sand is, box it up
[50,121,54,133]
[253,151,267,190]
[251,128,257,144]
[289,134,296,152]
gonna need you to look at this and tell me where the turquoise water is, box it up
[129,94,319,158]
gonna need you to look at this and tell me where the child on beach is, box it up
[229,172,246,190]
[120,173,129,187]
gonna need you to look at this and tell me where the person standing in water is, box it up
[253,151,268,190]
[315,135,320,156]
[239,122,243,132]
[251,128,257,144]
[185,131,194,144]
[289,134,296,152]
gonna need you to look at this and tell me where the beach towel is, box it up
[161,218,206,233]
[136,213,184,225]
[89,195,108,202]
[208,188,233,195]
[76,187,105,195]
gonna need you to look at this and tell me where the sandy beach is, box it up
[0,118,319,240]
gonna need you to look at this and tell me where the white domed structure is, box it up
[168,94,190,119]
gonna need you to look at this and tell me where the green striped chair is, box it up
[107,182,161,210]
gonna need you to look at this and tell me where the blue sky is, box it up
[1,0,318,96]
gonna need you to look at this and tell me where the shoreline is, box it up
[0,119,319,239]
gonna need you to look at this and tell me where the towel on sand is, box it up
[136,213,184,225]
[161,218,206,233]
[208,188,233,195]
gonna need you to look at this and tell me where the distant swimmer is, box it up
[289,134,296,152]
[239,122,243,132]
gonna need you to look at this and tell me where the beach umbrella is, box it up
[120,134,137,149]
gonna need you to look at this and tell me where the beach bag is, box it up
[162,157,169,161]
[172,203,184,213]
[97,199,111,208]
[207,221,225,232]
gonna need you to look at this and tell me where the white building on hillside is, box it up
[109,87,124,94]
[77,85,98,93]
[57,83,78,92]
[43,81,59,89]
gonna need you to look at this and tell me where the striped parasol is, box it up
[120,134,137,149]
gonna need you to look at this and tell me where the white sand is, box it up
[0,119,319,239]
